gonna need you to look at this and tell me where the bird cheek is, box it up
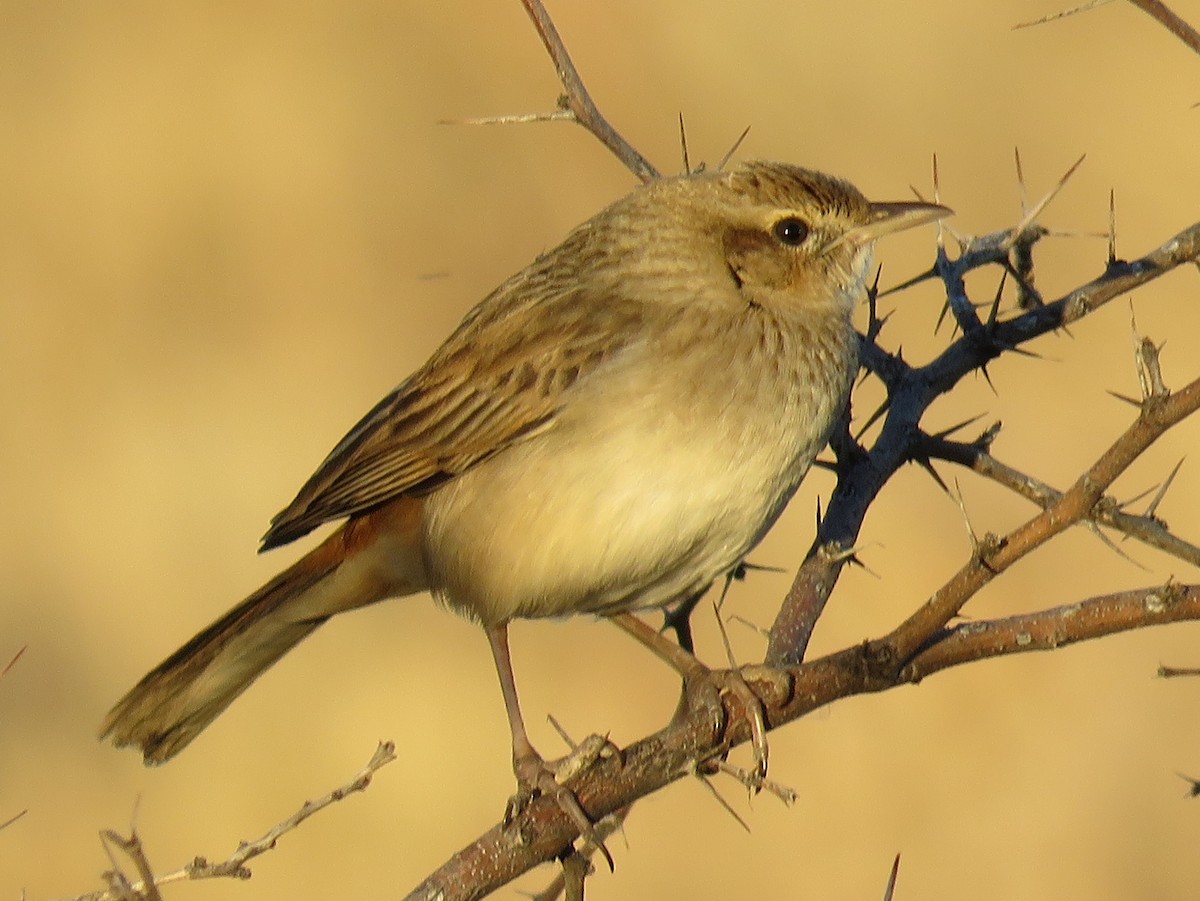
[852,244,876,283]
[818,245,872,296]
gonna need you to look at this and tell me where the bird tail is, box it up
[99,501,426,764]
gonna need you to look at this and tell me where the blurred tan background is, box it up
[2,1,1200,898]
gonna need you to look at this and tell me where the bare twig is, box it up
[1013,1,1113,30]
[99,830,163,901]
[1013,0,1200,60]
[1,645,26,680]
[715,125,752,172]
[518,0,659,182]
[1126,0,1200,57]
[1158,664,1200,677]
[441,110,575,127]
[63,742,397,901]
[902,582,1199,679]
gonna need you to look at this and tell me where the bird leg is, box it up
[609,611,784,792]
[486,624,613,868]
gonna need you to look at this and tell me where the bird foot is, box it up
[682,664,791,792]
[504,734,620,871]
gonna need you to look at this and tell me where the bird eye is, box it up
[772,216,809,246]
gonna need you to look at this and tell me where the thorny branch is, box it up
[65,0,1200,898]
[921,431,1200,567]
[410,364,1200,899]
[1016,0,1200,59]
[766,215,1200,666]
[881,374,1200,668]
[405,1,1200,897]
[407,579,1200,901]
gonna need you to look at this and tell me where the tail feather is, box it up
[100,502,427,764]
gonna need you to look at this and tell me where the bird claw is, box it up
[504,734,619,872]
[683,664,791,792]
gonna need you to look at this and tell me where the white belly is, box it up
[418,309,852,626]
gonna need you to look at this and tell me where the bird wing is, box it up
[260,273,648,550]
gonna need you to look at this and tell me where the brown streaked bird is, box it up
[100,162,948,797]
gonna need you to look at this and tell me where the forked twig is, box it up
[518,0,659,182]
[1014,0,1200,60]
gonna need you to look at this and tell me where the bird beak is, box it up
[859,200,952,242]
[825,200,952,252]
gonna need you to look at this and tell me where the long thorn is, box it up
[440,110,576,127]
[1002,153,1087,250]
[1108,188,1118,264]
[716,125,752,172]
[1013,0,1113,30]
[1087,520,1148,570]
[1014,146,1029,215]
[1146,457,1186,518]
[952,478,980,551]
[987,270,1008,331]
[883,853,902,901]
[932,414,986,440]
[693,770,752,832]
[678,113,691,175]
[932,153,946,251]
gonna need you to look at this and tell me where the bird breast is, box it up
[420,300,857,626]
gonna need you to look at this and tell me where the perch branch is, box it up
[904,582,1199,679]
[407,578,1200,899]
